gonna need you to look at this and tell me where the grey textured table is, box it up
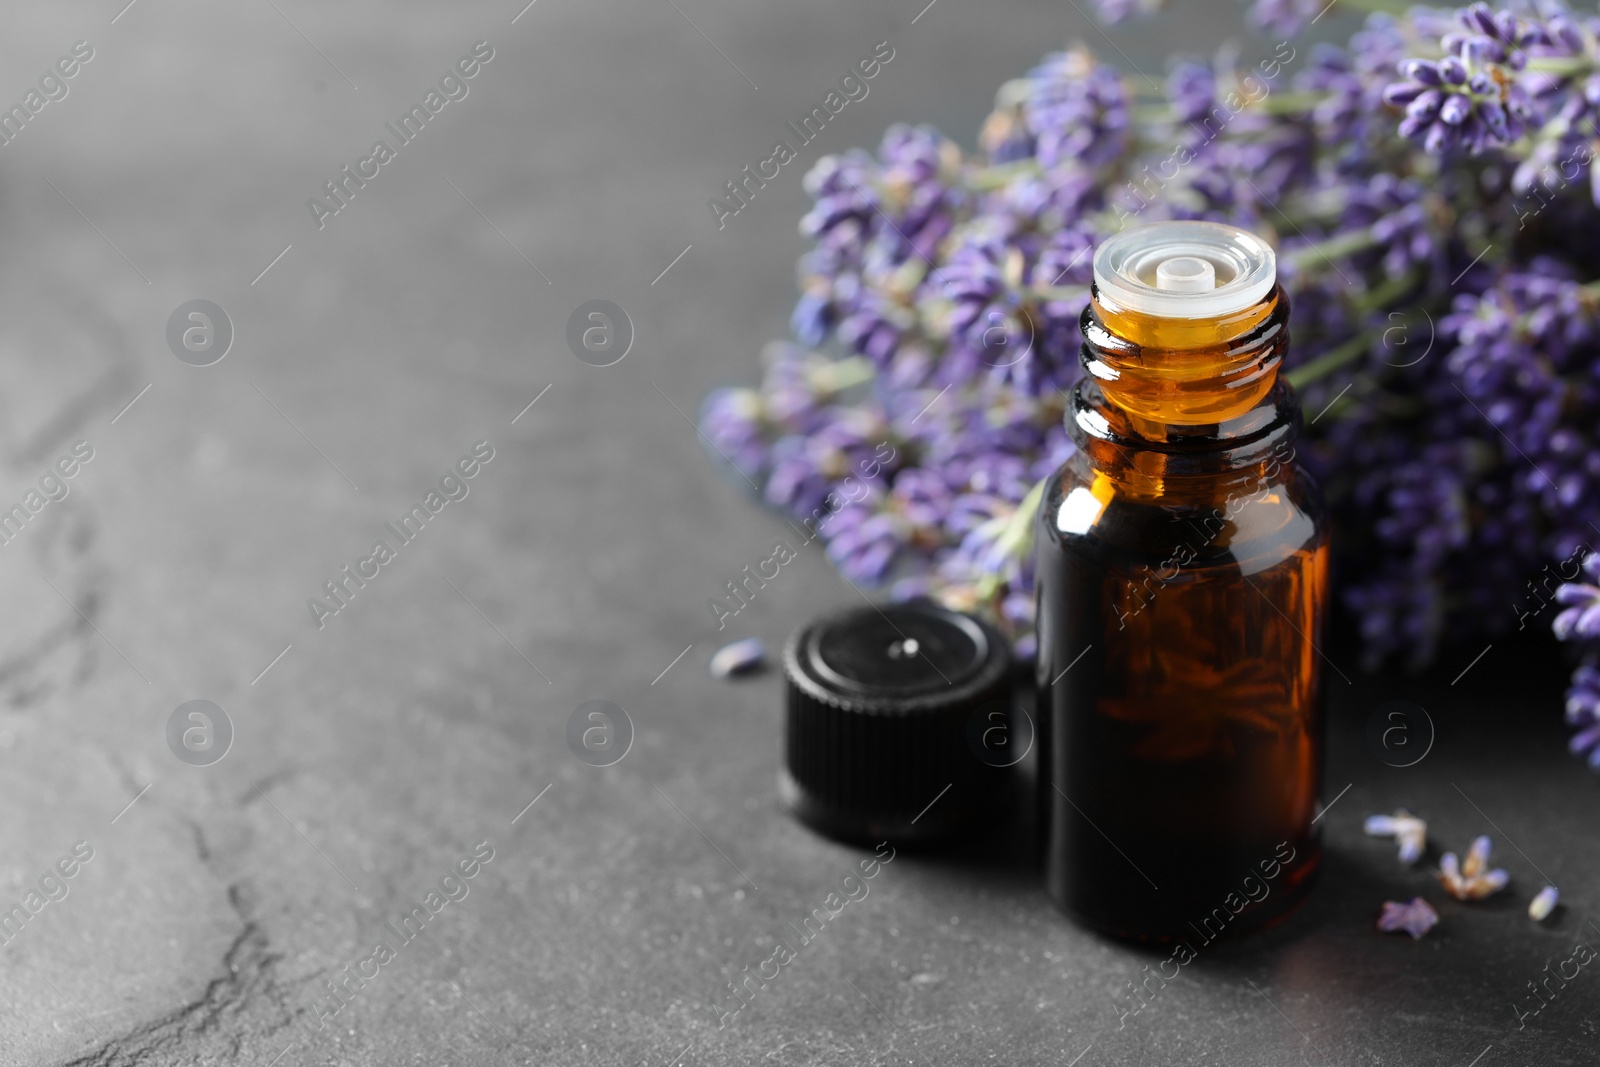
[0,1,1595,1064]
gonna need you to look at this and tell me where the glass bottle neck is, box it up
[1069,285,1299,501]
[1081,284,1289,435]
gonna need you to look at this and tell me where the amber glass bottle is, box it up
[1035,222,1328,942]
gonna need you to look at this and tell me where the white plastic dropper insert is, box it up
[1092,220,1276,320]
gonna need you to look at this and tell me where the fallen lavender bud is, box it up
[1439,836,1510,900]
[710,638,767,679]
[1365,809,1427,864]
[1530,885,1560,922]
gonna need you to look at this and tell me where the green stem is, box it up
[1285,333,1374,390]
[1353,270,1423,314]
[1285,227,1383,269]
[1527,57,1593,77]
[1027,285,1088,302]
[999,478,1047,559]
[1253,91,1324,115]
[967,159,1041,190]
[974,476,1047,600]
[814,356,876,394]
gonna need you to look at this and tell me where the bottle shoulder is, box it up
[1036,451,1326,573]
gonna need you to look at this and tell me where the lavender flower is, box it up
[1553,552,1600,640]
[697,0,1600,730]
[1248,0,1326,39]
[1024,48,1132,172]
[1383,3,1590,156]
[1089,0,1166,23]
[1167,62,1217,127]
[1562,663,1600,768]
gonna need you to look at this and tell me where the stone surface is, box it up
[0,1,1594,1065]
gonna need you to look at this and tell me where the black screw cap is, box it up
[780,601,1014,846]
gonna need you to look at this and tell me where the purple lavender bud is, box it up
[1551,16,1583,53]
[1530,885,1559,922]
[1565,691,1599,726]
[791,292,832,349]
[1491,10,1517,44]
[1089,0,1160,22]
[1401,59,1444,87]
[1468,71,1493,95]
[1406,89,1444,122]
[1433,122,1465,155]
[1503,84,1533,120]
[1439,56,1469,86]
[1555,584,1595,605]
[1397,114,1429,140]
[1522,72,1564,101]
[1166,62,1216,125]
[1440,94,1473,126]
[1463,3,1496,37]
[1383,81,1425,106]
[1578,603,1600,637]
[1479,101,1509,138]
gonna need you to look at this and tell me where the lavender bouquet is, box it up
[699,0,1600,767]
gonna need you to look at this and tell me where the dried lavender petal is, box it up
[1530,885,1560,921]
[1378,897,1439,940]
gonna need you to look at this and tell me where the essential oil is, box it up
[1035,221,1328,941]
